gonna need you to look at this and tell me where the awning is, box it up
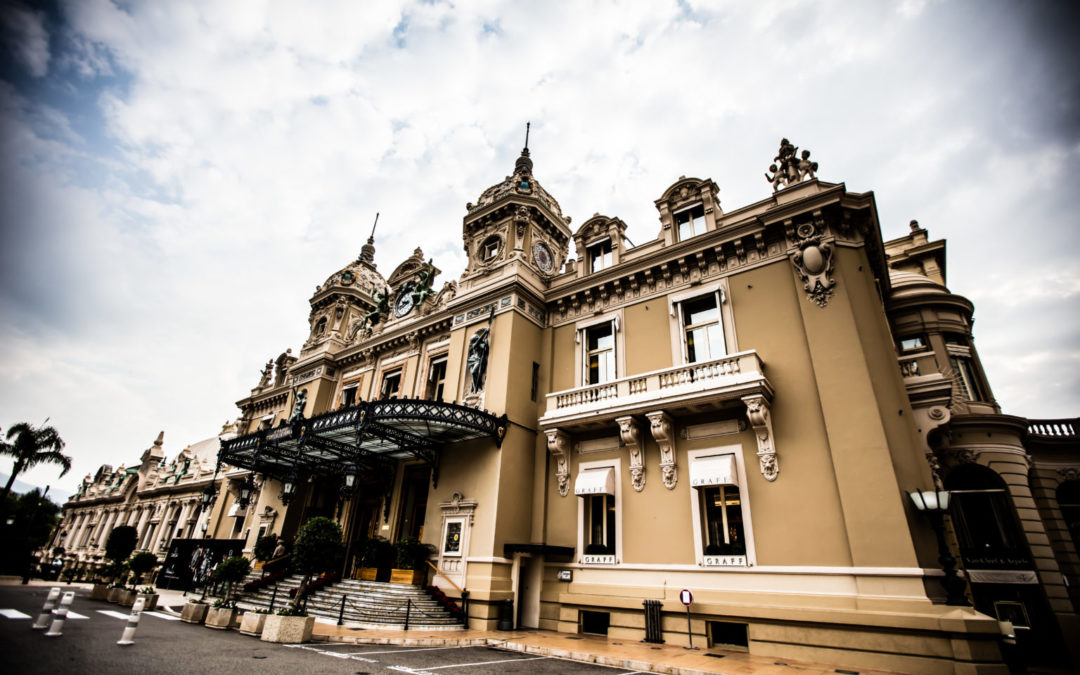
[575,467,615,496]
[218,398,508,489]
[689,455,737,487]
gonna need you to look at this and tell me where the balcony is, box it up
[540,350,772,430]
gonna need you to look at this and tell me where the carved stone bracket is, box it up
[951,448,980,465]
[790,235,836,308]
[616,416,645,492]
[645,411,677,489]
[742,395,778,481]
[1057,468,1080,482]
[545,429,571,497]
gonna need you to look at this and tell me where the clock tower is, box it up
[460,137,572,292]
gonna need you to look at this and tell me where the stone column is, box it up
[134,508,151,550]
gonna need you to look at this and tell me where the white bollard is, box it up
[33,588,62,630]
[44,591,75,637]
[116,597,146,646]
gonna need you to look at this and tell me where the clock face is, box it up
[532,242,553,272]
[394,292,414,318]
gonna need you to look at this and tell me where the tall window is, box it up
[1057,481,1080,556]
[588,239,612,273]
[946,465,1026,563]
[425,357,447,401]
[680,293,725,363]
[585,322,616,385]
[341,384,358,408]
[585,494,616,555]
[675,204,705,241]
[380,368,402,400]
[700,485,745,556]
[945,333,986,401]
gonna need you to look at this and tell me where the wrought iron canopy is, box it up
[218,398,508,488]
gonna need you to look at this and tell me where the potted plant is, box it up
[205,555,250,630]
[239,607,271,637]
[103,526,137,602]
[253,534,278,573]
[391,537,436,585]
[127,551,158,587]
[181,598,209,624]
[261,517,342,643]
[356,536,393,581]
[136,586,159,611]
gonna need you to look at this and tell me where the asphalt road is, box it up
[0,586,640,674]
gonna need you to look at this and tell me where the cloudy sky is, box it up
[1,0,1077,496]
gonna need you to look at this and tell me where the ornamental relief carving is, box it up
[545,429,571,497]
[788,219,836,308]
[743,394,778,481]
[645,411,677,489]
[616,416,645,492]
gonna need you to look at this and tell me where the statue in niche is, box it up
[289,389,307,424]
[467,327,490,393]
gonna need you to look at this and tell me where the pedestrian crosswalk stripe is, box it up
[98,610,130,620]
[0,609,32,619]
[145,611,180,621]
[66,611,89,619]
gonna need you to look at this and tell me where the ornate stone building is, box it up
[55,137,1080,672]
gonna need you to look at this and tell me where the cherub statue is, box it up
[765,164,785,192]
[797,149,817,181]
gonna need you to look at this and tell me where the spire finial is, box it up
[369,212,379,243]
[359,212,378,265]
[516,123,534,175]
[524,121,530,152]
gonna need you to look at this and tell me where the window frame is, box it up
[340,383,359,409]
[573,310,625,388]
[668,280,736,366]
[687,446,756,567]
[673,203,707,241]
[576,457,622,565]
[379,367,403,400]
[424,354,448,401]
[587,238,613,273]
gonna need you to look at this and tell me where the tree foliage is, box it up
[128,551,159,578]
[253,534,278,562]
[0,488,60,575]
[0,422,69,516]
[105,525,138,563]
[292,517,343,577]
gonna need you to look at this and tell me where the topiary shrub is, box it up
[393,537,436,570]
[288,517,343,612]
[104,526,137,582]
[127,551,159,588]
[213,555,251,605]
[253,534,278,562]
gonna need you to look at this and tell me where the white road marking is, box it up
[284,644,376,662]
[66,611,89,619]
[417,655,550,670]
[98,610,131,620]
[0,609,32,619]
[144,611,180,621]
[342,645,473,655]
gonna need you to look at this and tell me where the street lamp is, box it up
[282,470,298,506]
[199,484,216,510]
[908,488,970,606]
[238,476,254,509]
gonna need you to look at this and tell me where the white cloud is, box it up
[0,2,51,77]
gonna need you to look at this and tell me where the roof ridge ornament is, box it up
[766,138,818,192]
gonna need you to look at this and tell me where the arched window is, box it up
[945,464,1026,561]
[1056,480,1080,555]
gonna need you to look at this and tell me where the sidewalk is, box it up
[311,622,899,675]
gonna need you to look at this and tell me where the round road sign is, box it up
[679,589,693,606]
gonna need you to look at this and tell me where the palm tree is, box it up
[0,422,70,517]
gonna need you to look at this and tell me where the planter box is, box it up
[205,607,237,630]
[180,601,209,624]
[107,587,125,603]
[90,584,109,601]
[238,611,268,637]
[119,590,136,607]
[390,568,425,585]
[260,614,315,644]
[136,593,158,611]
[358,567,378,581]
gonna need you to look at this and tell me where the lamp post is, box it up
[281,470,297,506]
[909,489,970,606]
[238,476,253,510]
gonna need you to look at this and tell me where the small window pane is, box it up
[899,336,925,351]
[675,205,705,241]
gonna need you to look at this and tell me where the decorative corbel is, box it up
[789,220,835,307]
[645,411,677,489]
[742,395,778,481]
[616,416,645,492]
[545,429,571,497]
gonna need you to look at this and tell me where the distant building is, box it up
[58,139,1080,671]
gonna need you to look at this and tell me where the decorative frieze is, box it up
[616,416,645,492]
[545,429,571,497]
[742,395,778,481]
[645,411,677,489]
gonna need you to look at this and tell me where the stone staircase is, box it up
[235,573,463,630]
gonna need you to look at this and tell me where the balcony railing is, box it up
[1027,418,1078,439]
[541,350,769,425]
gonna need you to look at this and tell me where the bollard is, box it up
[117,597,146,646]
[33,588,62,630]
[44,591,75,637]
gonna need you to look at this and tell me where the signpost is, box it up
[680,589,695,649]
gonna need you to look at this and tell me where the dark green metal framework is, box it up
[218,398,508,488]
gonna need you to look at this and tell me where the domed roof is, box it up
[317,258,386,297]
[469,148,567,222]
[888,269,948,300]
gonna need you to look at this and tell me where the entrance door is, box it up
[396,466,430,541]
